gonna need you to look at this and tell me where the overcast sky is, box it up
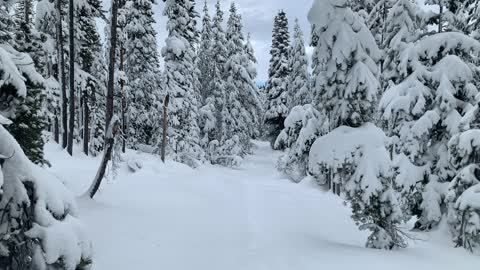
[149,0,315,83]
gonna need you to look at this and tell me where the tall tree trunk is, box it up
[57,0,68,149]
[161,94,169,163]
[83,86,89,155]
[87,0,119,199]
[67,0,74,155]
[54,116,59,143]
[120,45,126,153]
[438,5,443,33]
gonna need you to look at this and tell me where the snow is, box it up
[44,140,480,269]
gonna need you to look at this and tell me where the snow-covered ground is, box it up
[45,141,480,270]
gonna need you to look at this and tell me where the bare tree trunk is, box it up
[87,0,119,199]
[56,0,68,149]
[438,5,443,33]
[161,94,169,163]
[120,45,126,153]
[67,0,74,156]
[54,116,59,143]
[83,87,89,155]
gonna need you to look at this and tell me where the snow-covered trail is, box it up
[46,141,480,270]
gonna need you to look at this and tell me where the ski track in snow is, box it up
[45,141,480,270]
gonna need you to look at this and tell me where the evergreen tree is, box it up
[197,1,214,102]
[14,0,48,76]
[287,18,310,109]
[7,0,48,165]
[307,0,405,249]
[125,0,162,148]
[245,33,263,139]
[378,0,426,220]
[162,0,204,166]
[223,2,261,155]
[380,25,480,229]
[264,10,290,147]
[74,0,104,155]
[202,0,228,162]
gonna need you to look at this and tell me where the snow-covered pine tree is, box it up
[221,2,262,159]
[74,0,104,155]
[307,0,405,249]
[276,104,326,182]
[201,0,228,162]
[378,0,427,218]
[43,77,61,143]
[455,0,480,39]
[197,1,214,103]
[35,0,63,142]
[275,18,319,182]
[264,10,290,147]
[14,0,48,76]
[124,0,162,148]
[380,25,480,229]
[245,33,263,139]
[287,18,309,109]
[446,160,480,252]
[5,0,48,165]
[445,79,480,252]
[162,0,204,166]
[423,0,459,33]
[0,2,92,266]
[197,1,216,151]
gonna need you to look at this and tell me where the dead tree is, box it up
[87,0,120,199]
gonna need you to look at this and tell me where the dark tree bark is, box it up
[87,0,119,199]
[120,44,126,153]
[67,0,74,155]
[161,94,169,163]
[56,0,68,149]
[83,86,89,155]
[54,117,59,143]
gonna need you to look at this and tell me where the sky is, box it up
[148,0,314,83]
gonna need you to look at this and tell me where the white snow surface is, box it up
[45,140,480,269]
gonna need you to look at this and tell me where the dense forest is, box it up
[1,0,480,268]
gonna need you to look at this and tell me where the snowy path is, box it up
[46,141,480,270]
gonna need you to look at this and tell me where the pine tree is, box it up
[124,0,162,148]
[276,104,325,182]
[36,0,62,142]
[264,11,290,147]
[312,1,380,131]
[7,0,48,165]
[71,0,103,155]
[287,18,309,109]
[307,0,405,249]
[378,0,426,220]
[223,2,260,155]
[245,33,262,139]
[202,0,228,162]
[162,0,204,166]
[197,1,214,102]
[14,0,48,76]
[380,20,480,229]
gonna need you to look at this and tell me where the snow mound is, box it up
[308,123,390,192]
